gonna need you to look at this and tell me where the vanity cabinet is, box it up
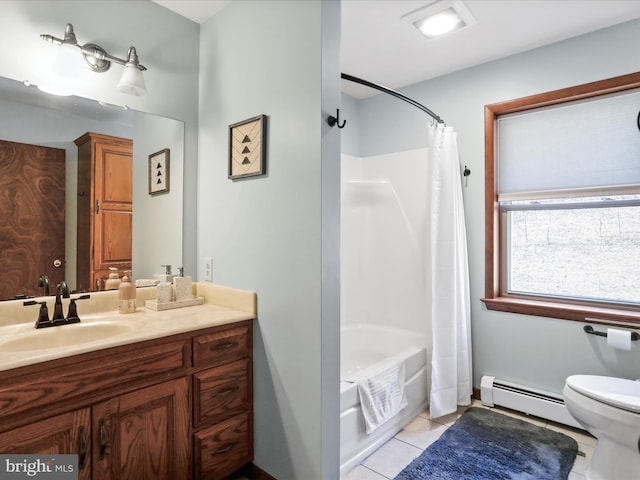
[0,320,253,480]
[74,132,133,292]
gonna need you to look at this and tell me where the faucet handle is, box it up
[66,294,90,324]
[37,302,51,326]
[23,300,51,327]
[66,299,80,324]
[22,301,53,329]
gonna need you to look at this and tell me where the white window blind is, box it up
[497,88,640,201]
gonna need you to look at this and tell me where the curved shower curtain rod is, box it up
[341,73,445,124]
[334,73,470,180]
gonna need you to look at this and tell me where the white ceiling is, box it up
[153,0,640,98]
[152,0,232,23]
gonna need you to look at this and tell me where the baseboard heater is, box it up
[480,376,583,430]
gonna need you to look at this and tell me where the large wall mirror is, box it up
[0,76,184,300]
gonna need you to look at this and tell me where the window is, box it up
[483,72,640,325]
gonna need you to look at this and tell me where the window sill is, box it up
[481,296,640,327]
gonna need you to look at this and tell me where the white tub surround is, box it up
[340,324,429,476]
[340,151,431,477]
[0,283,256,371]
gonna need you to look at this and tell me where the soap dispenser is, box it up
[118,271,136,314]
[105,268,121,290]
[154,265,176,283]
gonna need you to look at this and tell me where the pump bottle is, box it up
[118,271,136,314]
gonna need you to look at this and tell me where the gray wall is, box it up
[198,1,341,478]
[132,113,184,280]
[339,92,361,157]
[348,19,640,394]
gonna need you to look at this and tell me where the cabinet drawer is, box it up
[0,339,189,419]
[194,358,249,428]
[194,413,252,480]
[193,324,249,368]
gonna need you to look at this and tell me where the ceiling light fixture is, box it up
[40,23,147,96]
[402,0,476,39]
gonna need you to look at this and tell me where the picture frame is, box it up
[148,148,170,195]
[229,114,267,179]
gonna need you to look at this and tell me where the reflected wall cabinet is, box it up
[75,132,133,292]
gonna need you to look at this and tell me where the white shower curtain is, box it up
[427,123,473,419]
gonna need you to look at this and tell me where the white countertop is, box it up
[0,283,256,371]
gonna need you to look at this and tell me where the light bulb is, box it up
[416,9,463,38]
[118,65,147,96]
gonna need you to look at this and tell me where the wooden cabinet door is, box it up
[91,377,190,480]
[93,139,132,286]
[0,408,91,480]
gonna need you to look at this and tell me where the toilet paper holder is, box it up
[584,325,640,341]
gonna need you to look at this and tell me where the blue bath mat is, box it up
[394,407,578,480]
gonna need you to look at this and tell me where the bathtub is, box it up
[340,324,430,477]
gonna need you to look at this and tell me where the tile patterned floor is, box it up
[342,400,596,480]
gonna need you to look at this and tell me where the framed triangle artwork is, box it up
[148,148,170,195]
[228,114,267,179]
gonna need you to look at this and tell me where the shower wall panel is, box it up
[341,150,430,335]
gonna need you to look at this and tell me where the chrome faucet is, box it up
[38,274,50,296]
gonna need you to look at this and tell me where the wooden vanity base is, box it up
[0,320,253,480]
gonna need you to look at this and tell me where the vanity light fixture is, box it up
[402,0,476,39]
[40,23,147,96]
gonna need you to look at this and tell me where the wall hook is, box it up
[327,109,346,128]
[463,165,471,187]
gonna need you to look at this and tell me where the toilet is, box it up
[563,375,640,480]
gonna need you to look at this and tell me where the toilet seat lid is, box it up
[566,375,640,412]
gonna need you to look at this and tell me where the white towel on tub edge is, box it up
[344,357,407,434]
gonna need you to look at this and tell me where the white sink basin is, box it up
[0,320,139,352]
